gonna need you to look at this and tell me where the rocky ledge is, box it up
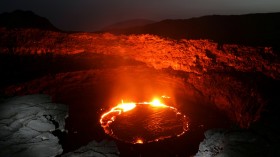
[0,95,120,157]
[195,127,280,157]
[0,94,68,157]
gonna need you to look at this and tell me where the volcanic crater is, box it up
[1,11,280,157]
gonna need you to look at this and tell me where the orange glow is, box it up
[134,138,144,144]
[150,99,166,107]
[100,96,189,144]
[99,101,136,127]
[117,102,136,112]
[161,95,171,99]
[100,98,167,126]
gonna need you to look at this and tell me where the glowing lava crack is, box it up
[100,97,189,144]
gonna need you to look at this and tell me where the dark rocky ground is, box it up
[0,94,120,157]
[0,95,67,157]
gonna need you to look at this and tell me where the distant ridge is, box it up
[102,19,155,31]
[0,10,60,31]
[107,12,280,47]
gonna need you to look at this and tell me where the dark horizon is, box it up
[1,0,280,32]
[1,9,280,32]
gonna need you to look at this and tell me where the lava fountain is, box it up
[100,96,189,144]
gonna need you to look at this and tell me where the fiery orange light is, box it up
[150,99,166,107]
[100,96,189,144]
[134,138,144,144]
[117,102,136,112]
[99,101,136,127]
[161,95,171,99]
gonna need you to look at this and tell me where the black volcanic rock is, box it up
[109,12,280,48]
[195,112,280,157]
[0,94,68,157]
[102,19,155,31]
[0,10,59,31]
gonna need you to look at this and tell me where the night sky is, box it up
[1,0,280,31]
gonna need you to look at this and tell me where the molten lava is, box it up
[100,97,189,144]
[135,138,144,144]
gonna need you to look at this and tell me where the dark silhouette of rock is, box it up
[107,12,280,48]
[0,94,68,157]
[102,19,155,31]
[0,10,60,31]
[62,140,119,157]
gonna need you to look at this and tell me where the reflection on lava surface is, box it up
[100,97,189,144]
